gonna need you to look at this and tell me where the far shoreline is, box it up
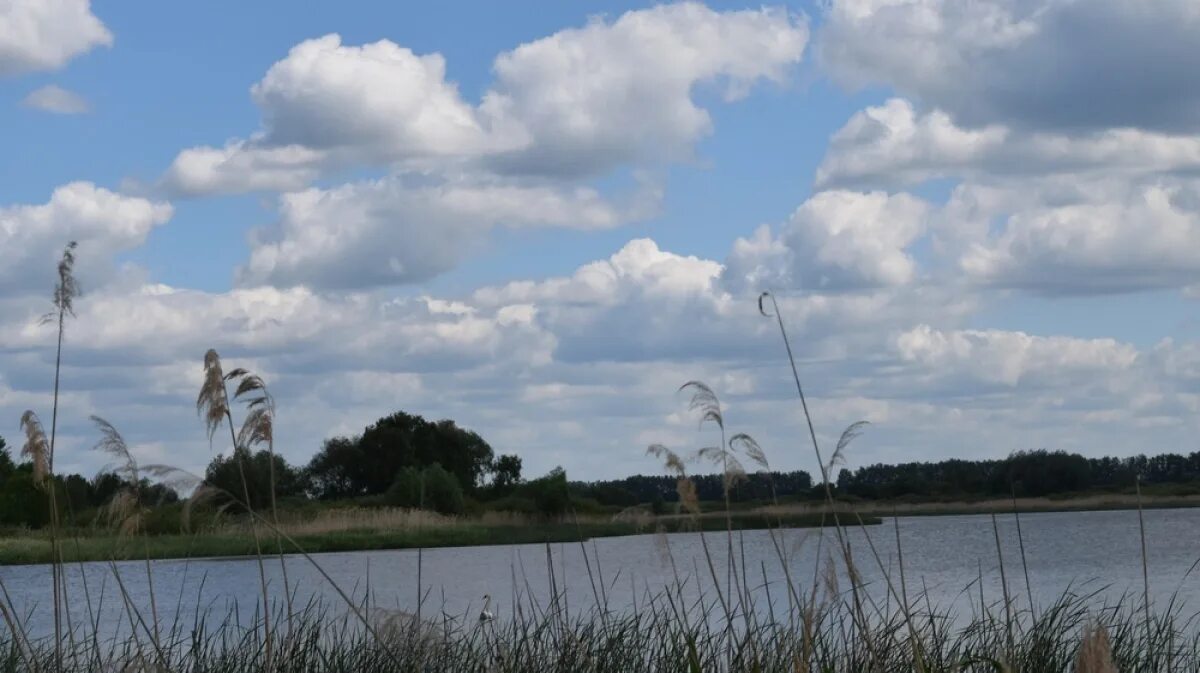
[2,493,1195,567]
[0,511,879,566]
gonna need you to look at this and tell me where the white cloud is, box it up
[958,181,1200,294]
[21,84,89,114]
[239,175,645,289]
[480,2,808,176]
[722,190,929,292]
[2,229,1198,480]
[0,183,173,293]
[895,324,1139,388]
[162,3,808,195]
[0,0,111,76]
[162,142,324,196]
[819,0,1200,132]
[251,34,489,159]
[818,99,1200,189]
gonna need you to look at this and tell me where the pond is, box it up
[4,508,1200,641]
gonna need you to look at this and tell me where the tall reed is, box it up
[196,350,273,666]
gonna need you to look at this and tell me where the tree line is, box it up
[9,410,1200,531]
[570,470,816,509]
[833,449,1200,500]
[0,436,178,528]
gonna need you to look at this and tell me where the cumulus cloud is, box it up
[0,234,973,477]
[163,3,808,195]
[818,99,1200,189]
[0,183,173,293]
[21,84,90,114]
[819,0,1200,133]
[479,2,808,176]
[162,142,325,196]
[722,190,929,292]
[956,181,1200,295]
[0,0,111,76]
[895,324,1139,388]
[2,226,1197,479]
[238,176,647,289]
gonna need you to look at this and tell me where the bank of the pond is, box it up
[799,492,1200,519]
[0,512,875,565]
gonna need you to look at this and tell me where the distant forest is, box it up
[571,449,1200,507]
[4,404,1200,531]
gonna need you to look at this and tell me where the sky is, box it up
[2,0,1200,484]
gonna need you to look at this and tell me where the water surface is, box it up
[4,508,1199,640]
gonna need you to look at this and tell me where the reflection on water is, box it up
[3,508,1200,640]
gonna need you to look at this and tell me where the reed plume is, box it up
[1075,623,1118,673]
[30,241,80,671]
[91,416,147,535]
[18,411,50,487]
[197,349,231,441]
[194,349,273,665]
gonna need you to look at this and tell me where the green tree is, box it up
[90,472,124,508]
[207,447,304,511]
[306,436,366,499]
[490,454,522,493]
[385,467,422,508]
[385,464,464,514]
[525,467,569,517]
[309,412,494,498]
[0,437,13,485]
[60,474,91,513]
[0,468,50,527]
[421,464,464,515]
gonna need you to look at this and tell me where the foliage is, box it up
[206,446,307,511]
[490,453,523,493]
[385,464,465,515]
[833,448,1191,500]
[572,470,814,506]
[0,467,50,527]
[520,467,570,517]
[307,411,493,499]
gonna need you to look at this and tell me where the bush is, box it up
[522,467,569,517]
[384,464,464,515]
[482,496,538,515]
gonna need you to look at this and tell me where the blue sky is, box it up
[3,0,1200,482]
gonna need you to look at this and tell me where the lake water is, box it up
[5,508,1200,640]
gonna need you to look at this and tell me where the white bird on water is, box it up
[478,594,496,623]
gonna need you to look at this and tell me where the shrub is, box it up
[385,464,464,515]
[523,467,570,517]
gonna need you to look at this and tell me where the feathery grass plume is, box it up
[234,375,273,452]
[197,349,230,441]
[729,433,769,471]
[194,350,276,666]
[99,489,142,537]
[698,446,747,492]
[1075,623,1117,673]
[19,411,50,487]
[679,381,723,430]
[91,416,138,483]
[52,241,80,317]
[91,417,147,536]
[646,444,685,477]
[36,241,79,672]
[646,445,699,515]
[828,421,869,475]
[676,478,700,517]
[142,466,218,534]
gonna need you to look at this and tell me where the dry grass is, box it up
[214,507,538,537]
